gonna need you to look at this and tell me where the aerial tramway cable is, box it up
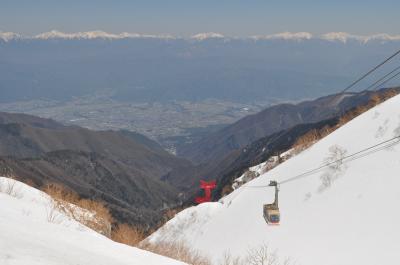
[242,134,400,188]
[339,48,400,94]
[365,65,400,91]
[224,135,400,207]
[257,48,400,187]
[329,48,400,109]
[371,70,400,91]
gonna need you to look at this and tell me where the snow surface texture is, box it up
[149,94,400,265]
[0,178,186,265]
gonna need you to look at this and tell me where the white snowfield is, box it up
[149,94,400,265]
[0,178,187,265]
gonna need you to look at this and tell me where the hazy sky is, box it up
[1,0,399,36]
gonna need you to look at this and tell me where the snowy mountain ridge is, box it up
[0,31,23,42]
[191,32,225,40]
[0,177,186,265]
[148,94,400,265]
[2,30,400,42]
[33,30,176,40]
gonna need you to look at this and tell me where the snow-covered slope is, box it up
[149,94,400,265]
[0,178,186,265]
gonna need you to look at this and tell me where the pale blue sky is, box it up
[1,0,399,36]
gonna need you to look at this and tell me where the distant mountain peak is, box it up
[190,32,225,41]
[34,30,114,40]
[0,31,23,42]
[32,30,176,40]
[252,31,313,41]
[321,32,400,43]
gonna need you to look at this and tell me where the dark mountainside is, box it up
[177,89,394,164]
[0,112,190,177]
[0,112,64,129]
[0,112,192,227]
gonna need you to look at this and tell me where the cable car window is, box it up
[270,215,280,222]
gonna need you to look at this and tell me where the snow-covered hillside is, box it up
[0,177,186,265]
[149,94,400,265]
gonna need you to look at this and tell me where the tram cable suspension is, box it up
[243,135,400,188]
[371,70,400,91]
[340,48,400,94]
[365,65,400,91]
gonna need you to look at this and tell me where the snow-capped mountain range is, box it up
[1,30,400,43]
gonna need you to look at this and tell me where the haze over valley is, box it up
[1,31,400,152]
